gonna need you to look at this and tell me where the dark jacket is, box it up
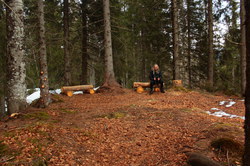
[149,70,162,81]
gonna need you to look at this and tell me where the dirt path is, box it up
[0,90,245,165]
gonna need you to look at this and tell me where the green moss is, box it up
[94,111,127,119]
[23,112,50,120]
[32,157,48,166]
[61,109,77,114]
[3,131,16,138]
[51,94,64,103]
[0,141,8,157]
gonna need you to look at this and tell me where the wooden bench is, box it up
[133,82,162,93]
[61,85,94,97]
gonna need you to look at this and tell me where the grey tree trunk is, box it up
[38,0,51,108]
[102,0,119,87]
[6,0,27,114]
[207,0,214,88]
[0,96,5,118]
[63,0,71,86]
[172,0,180,80]
[241,0,246,96]
[81,1,88,85]
[243,1,250,165]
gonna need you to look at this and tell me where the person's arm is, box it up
[149,71,154,80]
[158,71,163,80]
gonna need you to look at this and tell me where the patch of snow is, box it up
[26,88,61,104]
[225,101,236,108]
[73,91,83,95]
[49,89,61,94]
[211,108,220,111]
[206,109,245,120]
[26,90,40,104]
[219,101,226,106]
[94,86,100,91]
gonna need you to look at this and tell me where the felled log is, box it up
[172,80,183,87]
[61,85,94,96]
[133,82,150,88]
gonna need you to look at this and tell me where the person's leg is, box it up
[150,80,155,94]
[159,80,165,93]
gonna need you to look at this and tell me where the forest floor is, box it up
[0,89,245,166]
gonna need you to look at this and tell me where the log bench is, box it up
[133,82,162,93]
[61,85,94,97]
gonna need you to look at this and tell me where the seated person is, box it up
[149,64,165,94]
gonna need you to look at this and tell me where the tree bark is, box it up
[81,1,88,85]
[172,0,180,80]
[6,0,27,114]
[187,0,192,88]
[243,1,250,165]
[207,0,214,88]
[63,0,71,86]
[241,0,246,96]
[102,0,119,87]
[0,96,5,119]
[38,0,51,108]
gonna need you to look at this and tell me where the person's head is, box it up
[153,64,159,71]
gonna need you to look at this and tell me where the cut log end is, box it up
[66,91,73,97]
[154,88,160,92]
[89,89,95,94]
[172,80,183,87]
[136,86,144,93]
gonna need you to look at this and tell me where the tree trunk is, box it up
[187,0,192,88]
[140,29,146,81]
[241,0,246,96]
[172,0,180,80]
[63,0,71,86]
[38,0,51,108]
[0,96,5,119]
[81,1,88,85]
[207,0,214,88]
[243,1,250,165]
[6,0,27,114]
[102,0,119,87]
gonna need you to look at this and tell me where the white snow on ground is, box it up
[219,101,226,105]
[26,88,62,104]
[218,99,236,108]
[206,110,245,120]
[207,99,244,120]
[211,108,220,111]
[94,86,100,91]
[26,91,41,104]
[50,89,61,94]
[225,101,236,108]
[73,91,83,95]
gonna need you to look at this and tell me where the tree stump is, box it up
[172,80,183,87]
